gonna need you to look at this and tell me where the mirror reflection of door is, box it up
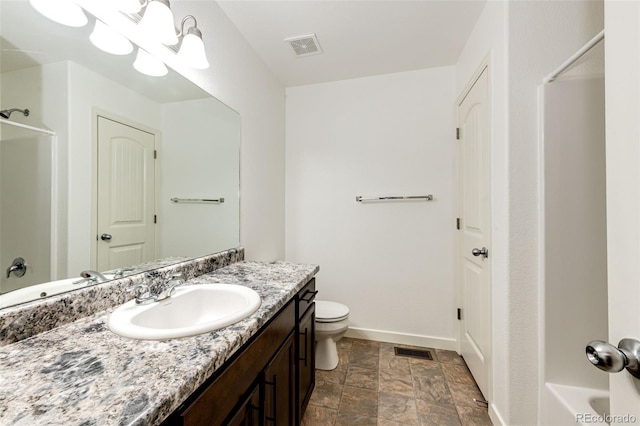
[96,116,156,271]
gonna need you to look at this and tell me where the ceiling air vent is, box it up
[285,34,323,57]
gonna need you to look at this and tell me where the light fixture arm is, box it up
[179,15,201,38]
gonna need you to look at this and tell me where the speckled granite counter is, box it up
[0,261,319,426]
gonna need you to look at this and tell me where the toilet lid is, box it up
[315,300,349,322]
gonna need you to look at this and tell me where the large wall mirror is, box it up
[0,1,240,309]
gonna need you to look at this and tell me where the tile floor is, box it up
[302,338,493,426]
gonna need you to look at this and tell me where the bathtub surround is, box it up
[0,248,244,346]
[0,260,318,425]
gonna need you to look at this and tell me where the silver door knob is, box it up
[100,233,112,241]
[586,338,640,379]
[471,247,489,258]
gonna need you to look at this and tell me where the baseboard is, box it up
[490,403,507,426]
[344,327,457,351]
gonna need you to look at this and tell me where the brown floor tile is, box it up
[409,358,444,378]
[309,379,344,410]
[441,363,477,386]
[338,337,354,351]
[448,382,486,408]
[377,420,411,426]
[413,375,454,405]
[317,366,349,385]
[380,355,412,376]
[346,365,379,391]
[352,338,381,353]
[378,391,420,423]
[379,370,414,397]
[335,412,378,425]
[415,399,462,426]
[350,350,380,370]
[456,404,493,426]
[436,349,465,365]
[339,385,379,417]
[302,404,338,426]
[308,338,491,426]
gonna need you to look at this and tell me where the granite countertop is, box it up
[0,261,319,426]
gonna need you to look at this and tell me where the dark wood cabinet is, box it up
[264,333,295,425]
[225,382,261,426]
[297,306,315,423]
[164,279,316,426]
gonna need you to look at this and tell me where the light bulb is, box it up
[138,0,178,46]
[178,30,209,69]
[133,49,168,77]
[116,0,142,14]
[29,0,88,28]
[90,21,134,56]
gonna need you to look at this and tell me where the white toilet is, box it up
[315,300,350,370]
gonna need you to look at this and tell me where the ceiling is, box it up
[217,0,487,87]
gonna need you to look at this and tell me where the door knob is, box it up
[100,233,112,241]
[471,247,489,258]
[586,338,640,379]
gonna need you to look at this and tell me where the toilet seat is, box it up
[316,300,349,323]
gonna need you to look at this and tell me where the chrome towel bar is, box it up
[355,195,433,202]
[170,197,225,204]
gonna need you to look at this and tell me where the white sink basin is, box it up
[108,284,261,340]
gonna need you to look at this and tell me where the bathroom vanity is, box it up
[164,278,316,425]
[0,250,318,426]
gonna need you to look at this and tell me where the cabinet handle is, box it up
[301,290,318,302]
[299,328,308,367]
[265,375,277,424]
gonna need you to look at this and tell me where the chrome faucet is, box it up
[156,273,185,301]
[126,282,155,305]
[125,273,185,305]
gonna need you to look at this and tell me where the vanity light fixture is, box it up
[90,20,134,56]
[133,48,168,77]
[29,0,88,28]
[137,0,179,46]
[176,16,209,69]
[115,0,143,14]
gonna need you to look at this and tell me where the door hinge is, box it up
[456,127,461,140]
[457,308,462,320]
[154,150,157,159]
[154,215,157,224]
[456,218,461,230]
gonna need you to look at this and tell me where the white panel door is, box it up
[603,0,640,418]
[457,66,491,399]
[97,116,156,271]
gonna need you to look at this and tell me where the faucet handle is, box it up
[125,282,155,305]
[153,273,185,301]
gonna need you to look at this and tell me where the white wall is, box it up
[508,2,604,424]
[285,67,457,348]
[171,2,286,261]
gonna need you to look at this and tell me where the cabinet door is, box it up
[298,305,315,422]
[226,382,261,426]
[264,333,295,426]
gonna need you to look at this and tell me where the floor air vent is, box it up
[394,347,434,360]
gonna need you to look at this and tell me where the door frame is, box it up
[90,109,161,270]
[455,56,493,401]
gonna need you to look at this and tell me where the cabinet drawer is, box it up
[297,279,317,320]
